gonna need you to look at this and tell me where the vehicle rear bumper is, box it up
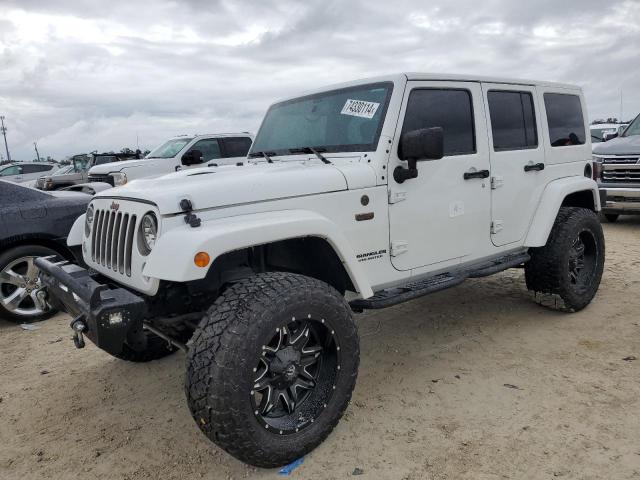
[598,184,640,213]
[34,256,146,355]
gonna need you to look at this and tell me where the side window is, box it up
[222,137,252,158]
[401,89,475,156]
[488,91,538,151]
[544,93,586,147]
[0,166,21,176]
[22,164,53,174]
[189,139,221,162]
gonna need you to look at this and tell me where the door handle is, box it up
[463,169,490,180]
[524,163,545,172]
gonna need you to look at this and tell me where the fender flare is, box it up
[142,209,374,298]
[66,214,85,247]
[525,177,600,247]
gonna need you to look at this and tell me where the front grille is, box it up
[601,156,640,164]
[88,174,115,186]
[91,209,136,276]
[602,168,640,183]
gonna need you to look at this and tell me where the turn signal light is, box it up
[194,252,211,268]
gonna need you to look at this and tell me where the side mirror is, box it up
[603,132,618,142]
[399,127,444,161]
[182,149,204,166]
[394,127,444,183]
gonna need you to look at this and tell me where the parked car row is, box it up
[16,73,609,469]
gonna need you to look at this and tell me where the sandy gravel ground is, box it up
[1,219,640,480]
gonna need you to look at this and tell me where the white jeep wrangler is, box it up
[37,73,604,468]
[86,133,253,187]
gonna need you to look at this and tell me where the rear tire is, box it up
[604,213,619,223]
[525,207,604,312]
[185,272,359,468]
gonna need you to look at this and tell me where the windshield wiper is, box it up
[289,147,331,164]
[248,151,275,163]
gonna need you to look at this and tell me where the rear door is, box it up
[388,81,492,271]
[221,136,252,159]
[482,84,546,246]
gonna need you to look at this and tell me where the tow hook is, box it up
[70,317,87,349]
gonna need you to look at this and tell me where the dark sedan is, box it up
[0,181,89,322]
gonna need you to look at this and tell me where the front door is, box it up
[388,81,491,271]
[481,84,546,246]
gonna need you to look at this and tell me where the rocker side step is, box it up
[350,252,530,311]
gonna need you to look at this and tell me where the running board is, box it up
[350,252,530,311]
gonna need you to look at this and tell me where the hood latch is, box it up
[180,199,202,228]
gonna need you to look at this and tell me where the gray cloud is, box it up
[0,0,638,160]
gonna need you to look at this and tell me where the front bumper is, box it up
[598,184,640,213]
[35,257,146,356]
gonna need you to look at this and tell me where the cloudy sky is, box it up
[1,0,639,161]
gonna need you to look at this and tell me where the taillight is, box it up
[592,161,603,180]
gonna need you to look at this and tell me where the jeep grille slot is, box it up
[91,209,103,262]
[124,214,136,277]
[117,214,129,274]
[90,209,136,276]
[105,211,115,268]
[111,212,122,271]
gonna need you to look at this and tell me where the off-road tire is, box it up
[111,329,178,362]
[525,207,604,312]
[604,213,619,223]
[185,272,359,468]
[0,245,60,323]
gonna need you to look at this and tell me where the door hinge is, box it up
[388,190,407,204]
[491,220,504,234]
[491,176,504,189]
[390,241,408,257]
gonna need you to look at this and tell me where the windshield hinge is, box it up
[390,241,409,257]
[388,190,407,204]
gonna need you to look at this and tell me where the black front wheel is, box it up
[185,272,359,468]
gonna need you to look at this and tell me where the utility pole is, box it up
[0,116,10,162]
[34,142,41,162]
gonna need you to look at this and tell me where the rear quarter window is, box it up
[544,93,586,147]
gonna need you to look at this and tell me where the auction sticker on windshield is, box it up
[341,99,380,119]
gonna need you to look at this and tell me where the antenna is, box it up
[0,116,11,162]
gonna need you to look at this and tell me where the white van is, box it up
[87,133,253,187]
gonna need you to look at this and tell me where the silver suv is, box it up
[593,113,640,222]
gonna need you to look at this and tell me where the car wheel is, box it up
[0,245,60,323]
[525,207,605,312]
[185,272,359,468]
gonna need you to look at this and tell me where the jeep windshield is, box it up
[146,138,193,158]
[621,114,640,138]
[250,82,393,156]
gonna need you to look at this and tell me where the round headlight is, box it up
[84,204,95,236]
[138,213,158,255]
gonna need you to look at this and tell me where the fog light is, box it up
[194,252,210,268]
[108,311,123,325]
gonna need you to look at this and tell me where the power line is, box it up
[0,116,11,162]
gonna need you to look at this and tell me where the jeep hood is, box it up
[96,161,351,214]
[89,158,149,174]
[593,135,640,156]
